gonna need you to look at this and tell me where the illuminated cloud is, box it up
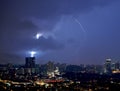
[35,33,43,39]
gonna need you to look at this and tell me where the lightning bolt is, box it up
[73,17,87,40]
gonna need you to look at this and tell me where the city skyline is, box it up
[0,0,120,64]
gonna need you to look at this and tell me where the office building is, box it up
[25,57,35,68]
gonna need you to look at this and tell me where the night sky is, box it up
[0,0,120,64]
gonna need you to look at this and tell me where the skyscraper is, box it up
[47,61,54,73]
[104,58,112,74]
[25,57,36,75]
[25,57,35,68]
[115,61,120,70]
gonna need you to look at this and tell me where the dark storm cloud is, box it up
[1,0,116,17]
[0,0,117,33]
[0,15,38,31]
[18,20,38,30]
[0,0,119,64]
[0,0,117,31]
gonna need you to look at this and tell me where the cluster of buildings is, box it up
[104,58,120,74]
[0,57,120,79]
[0,57,120,91]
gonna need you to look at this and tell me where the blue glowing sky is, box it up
[0,0,120,64]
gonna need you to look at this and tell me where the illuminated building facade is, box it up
[25,57,35,68]
[25,57,36,74]
[104,59,112,74]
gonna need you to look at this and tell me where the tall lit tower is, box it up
[25,57,35,68]
[104,58,112,74]
[25,51,36,68]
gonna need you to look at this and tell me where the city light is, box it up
[30,51,36,57]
